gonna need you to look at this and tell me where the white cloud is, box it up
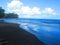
[21,6,32,15]
[7,0,56,18]
[7,0,23,9]
[7,0,41,15]
[7,0,23,14]
[32,7,41,14]
[43,8,56,15]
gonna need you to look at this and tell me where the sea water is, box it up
[3,18,60,45]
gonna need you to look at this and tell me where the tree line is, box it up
[0,7,18,18]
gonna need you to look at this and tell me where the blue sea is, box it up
[2,18,60,45]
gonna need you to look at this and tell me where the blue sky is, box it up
[0,0,60,19]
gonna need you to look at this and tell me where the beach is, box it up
[0,22,45,45]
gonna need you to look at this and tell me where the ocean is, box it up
[2,18,60,45]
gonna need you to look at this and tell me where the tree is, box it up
[0,7,18,18]
[0,7,5,18]
[5,13,18,18]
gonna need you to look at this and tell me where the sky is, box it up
[0,0,60,19]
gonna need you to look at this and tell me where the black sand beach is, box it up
[0,22,45,45]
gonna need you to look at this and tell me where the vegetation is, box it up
[0,7,5,18]
[0,7,18,18]
[4,13,18,18]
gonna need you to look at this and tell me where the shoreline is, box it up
[0,22,45,45]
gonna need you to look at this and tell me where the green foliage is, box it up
[0,7,5,18]
[0,7,18,18]
[5,13,18,18]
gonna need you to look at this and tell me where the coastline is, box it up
[0,22,45,45]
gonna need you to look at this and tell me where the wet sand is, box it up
[0,22,45,45]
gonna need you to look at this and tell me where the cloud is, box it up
[7,0,56,18]
[7,0,41,15]
[7,0,23,13]
[32,7,41,14]
[43,8,56,15]
[7,0,23,9]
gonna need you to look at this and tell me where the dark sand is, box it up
[0,22,45,45]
